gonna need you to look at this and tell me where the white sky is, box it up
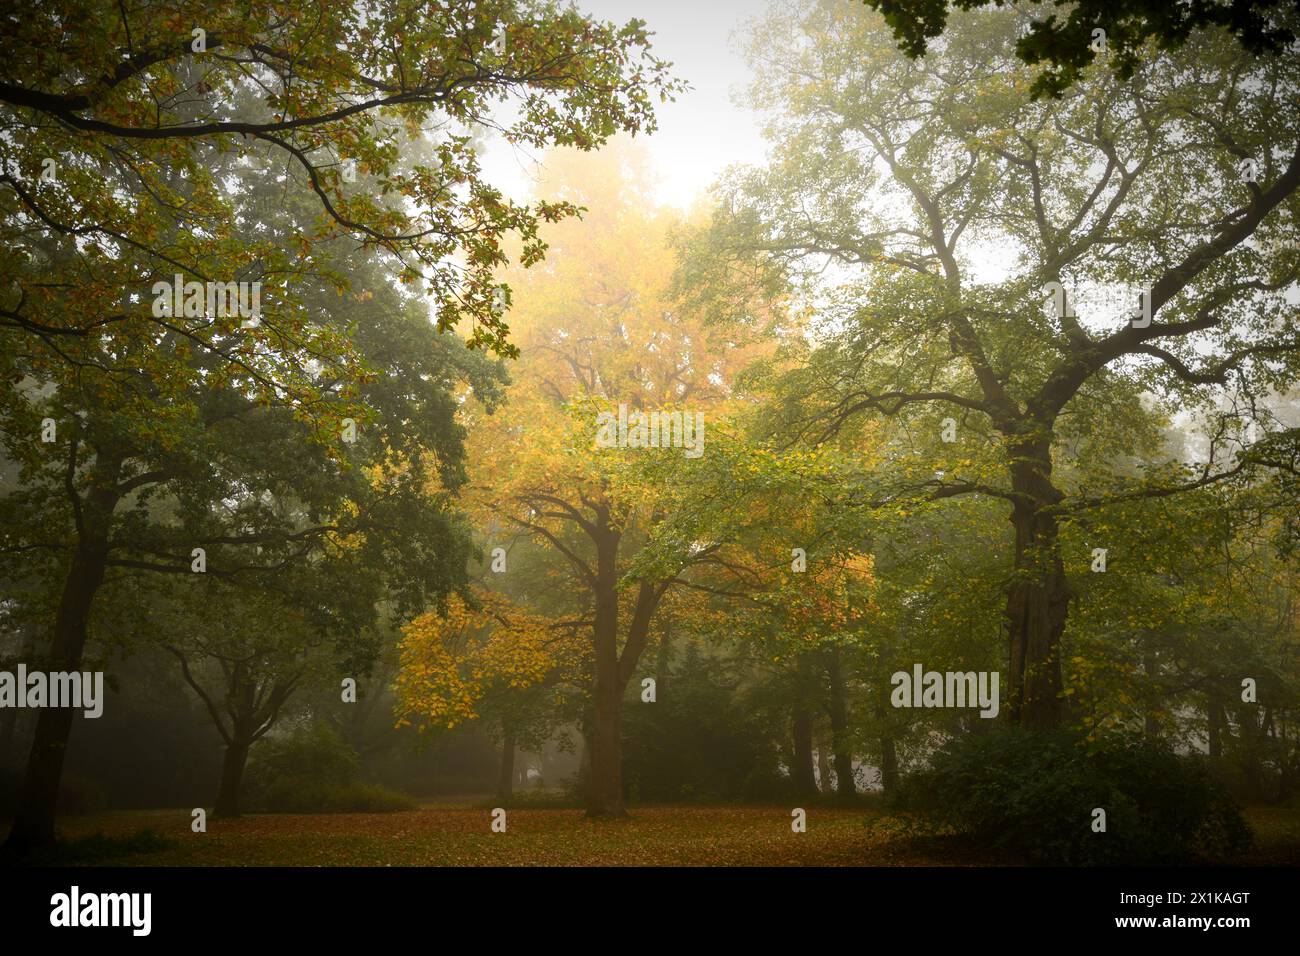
[479,0,771,209]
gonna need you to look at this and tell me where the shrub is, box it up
[621,652,778,803]
[254,777,415,813]
[248,721,358,789]
[903,728,1252,865]
[245,721,414,813]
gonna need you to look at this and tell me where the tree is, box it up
[0,138,503,852]
[461,144,775,815]
[393,587,584,802]
[153,577,339,818]
[861,0,1300,98]
[701,2,1300,728]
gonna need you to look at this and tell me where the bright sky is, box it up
[479,0,771,209]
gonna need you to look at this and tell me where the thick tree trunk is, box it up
[826,649,856,797]
[214,737,252,818]
[497,730,515,803]
[1004,442,1069,729]
[791,708,817,797]
[833,747,856,796]
[584,516,665,818]
[587,542,626,817]
[3,535,111,856]
[588,670,624,816]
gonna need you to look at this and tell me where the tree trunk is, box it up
[1004,441,1069,729]
[497,730,515,803]
[3,535,111,856]
[826,649,856,797]
[583,518,666,818]
[1142,645,1161,738]
[588,661,625,816]
[1208,694,1226,758]
[874,689,898,795]
[214,737,252,818]
[791,708,817,797]
[587,540,626,816]
[816,737,834,793]
[879,732,898,794]
[1235,704,1268,802]
[0,625,36,765]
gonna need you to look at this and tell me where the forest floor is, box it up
[23,803,1300,866]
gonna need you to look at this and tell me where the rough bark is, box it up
[1004,439,1069,730]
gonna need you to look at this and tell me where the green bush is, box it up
[621,651,779,803]
[249,721,358,788]
[903,728,1252,865]
[254,777,415,813]
[246,721,414,813]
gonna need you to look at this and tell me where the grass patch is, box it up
[18,805,1300,867]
